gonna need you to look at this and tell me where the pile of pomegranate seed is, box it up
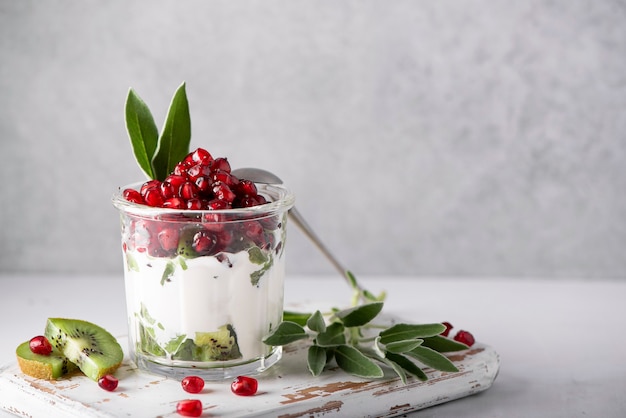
[440,322,475,347]
[123,148,267,210]
[29,336,52,356]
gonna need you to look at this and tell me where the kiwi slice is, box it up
[15,341,78,380]
[44,318,124,381]
[195,324,242,361]
[171,324,242,361]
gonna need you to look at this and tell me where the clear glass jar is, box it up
[112,182,294,379]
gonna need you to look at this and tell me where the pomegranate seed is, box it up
[173,161,191,176]
[212,182,236,203]
[158,228,180,251]
[453,330,475,347]
[211,170,239,188]
[193,230,218,255]
[231,375,258,396]
[98,374,119,391]
[190,147,213,164]
[209,157,231,173]
[236,179,258,196]
[163,197,186,209]
[162,175,187,198]
[123,188,144,204]
[29,336,52,356]
[144,188,165,207]
[194,176,212,194]
[141,180,161,196]
[244,221,264,242]
[186,198,204,210]
[181,376,205,394]
[176,399,203,417]
[186,163,211,182]
[206,199,230,210]
[440,321,453,337]
[180,181,199,200]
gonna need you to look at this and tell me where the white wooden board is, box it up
[0,334,498,417]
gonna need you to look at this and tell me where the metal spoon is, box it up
[232,167,357,290]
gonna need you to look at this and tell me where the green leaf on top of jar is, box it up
[125,88,159,180]
[152,82,191,181]
[124,82,191,181]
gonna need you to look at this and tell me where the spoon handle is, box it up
[287,207,355,285]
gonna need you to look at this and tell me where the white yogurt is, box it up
[123,248,285,364]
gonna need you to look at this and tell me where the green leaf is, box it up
[385,352,428,381]
[306,310,326,333]
[334,302,384,327]
[263,321,308,346]
[282,311,312,326]
[125,88,158,179]
[152,82,191,180]
[379,323,445,344]
[316,322,346,347]
[421,335,469,352]
[406,346,459,373]
[377,355,408,385]
[385,339,423,354]
[334,345,384,379]
[307,345,327,376]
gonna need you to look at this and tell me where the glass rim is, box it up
[112,181,295,217]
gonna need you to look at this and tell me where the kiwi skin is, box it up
[15,341,78,380]
[44,318,124,381]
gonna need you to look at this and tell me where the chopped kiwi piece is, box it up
[177,225,203,258]
[15,341,78,380]
[195,324,242,361]
[45,318,123,381]
[172,325,242,361]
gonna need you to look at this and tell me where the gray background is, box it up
[1,0,624,279]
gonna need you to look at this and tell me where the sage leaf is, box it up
[316,322,346,347]
[379,323,445,344]
[283,311,312,326]
[334,345,384,379]
[385,339,423,354]
[263,321,308,345]
[306,310,326,333]
[125,88,158,179]
[385,352,428,381]
[307,345,327,376]
[152,82,191,180]
[421,335,469,352]
[335,302,384,327]
[406,346,459,373]
[377,355,408,385]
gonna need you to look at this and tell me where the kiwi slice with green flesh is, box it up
[15,341,78,380]
[195,324,242,361]
[172,324,242,361]
[45,318,123,381]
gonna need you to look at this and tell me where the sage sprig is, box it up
[263,272,469,384]
[125,82,191,181]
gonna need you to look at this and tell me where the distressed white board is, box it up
[0,334,498,417]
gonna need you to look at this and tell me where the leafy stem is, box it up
[264,271,470,383]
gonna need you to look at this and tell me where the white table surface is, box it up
[1,274,625,417]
